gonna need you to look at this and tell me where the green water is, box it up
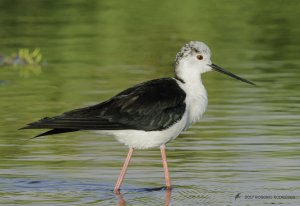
[1,0,300,205]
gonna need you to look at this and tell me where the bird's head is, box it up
[175,41,255,85]
[175,41,212,74]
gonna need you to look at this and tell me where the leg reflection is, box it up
[115,192,126,206]
[114,187,172,206]
[164,188,172,206]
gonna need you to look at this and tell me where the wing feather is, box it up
[22,78,186,133]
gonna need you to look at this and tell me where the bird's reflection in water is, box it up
[115,187,172,206]
[116,192,126,206]
[164,188,172,206]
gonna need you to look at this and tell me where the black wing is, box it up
[22,78,186,136]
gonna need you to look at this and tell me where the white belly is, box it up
[100,113,188,149]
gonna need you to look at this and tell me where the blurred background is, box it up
[0,0,299,205]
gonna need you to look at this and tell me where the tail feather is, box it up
[32,128,78,138]
[20,116,128,130]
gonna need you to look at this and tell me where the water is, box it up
[1,0,300,205]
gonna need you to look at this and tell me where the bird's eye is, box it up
[197,55,203,60]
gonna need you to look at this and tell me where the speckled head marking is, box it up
[175,41,211,65]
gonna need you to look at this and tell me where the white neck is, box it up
[175,62,208,126]
[175,62,204,88]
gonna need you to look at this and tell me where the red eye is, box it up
[197,55,203,60]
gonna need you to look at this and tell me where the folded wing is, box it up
[22,78,186,136]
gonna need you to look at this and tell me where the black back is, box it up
[22,78,186,135]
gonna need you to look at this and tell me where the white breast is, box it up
[178,79,208,129]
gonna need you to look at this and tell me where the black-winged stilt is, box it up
[21,41,255,193]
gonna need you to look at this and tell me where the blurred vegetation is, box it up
[0,48,42,66]
[0,48,43,77]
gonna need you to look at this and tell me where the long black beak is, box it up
[209,64,256,85]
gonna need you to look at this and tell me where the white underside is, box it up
[97,78,208,149]
[100,113,188,149]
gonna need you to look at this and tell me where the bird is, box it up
[21,41,255,193]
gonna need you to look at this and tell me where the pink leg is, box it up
[114,147,134,193]
[160,145,172,189]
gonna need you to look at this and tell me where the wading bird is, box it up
[21,41,255,193]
